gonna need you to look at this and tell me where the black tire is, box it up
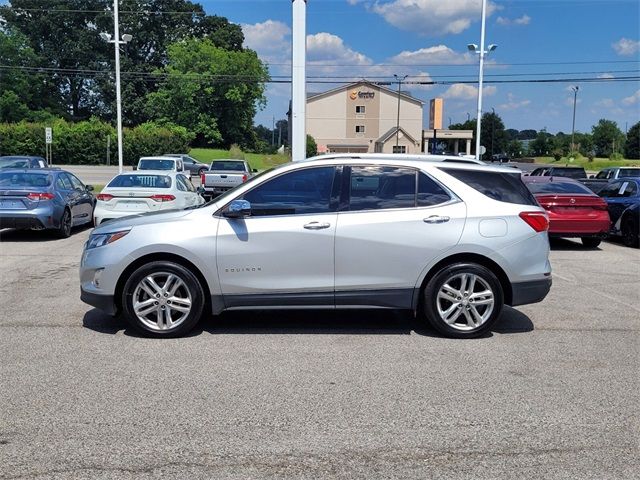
[55,208,72,238]
[422,263,504,339]
[121,261,205,338]
[581,237,601,249]
[621,216,639,248]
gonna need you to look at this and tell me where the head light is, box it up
[86,230,130,250]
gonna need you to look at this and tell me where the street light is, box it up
[100,0,132,174]
[468,0,497,161]
[571,86,579,153]
[393,74,408,150]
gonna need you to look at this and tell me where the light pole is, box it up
[394,74,408,149]
[570,86,579,153]
[100,1,132,174]
[491,107,495,158]
[468,0,497,160]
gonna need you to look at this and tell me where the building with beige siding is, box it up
[306,81,423,154]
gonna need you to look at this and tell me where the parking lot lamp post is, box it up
[571,86,579,153]
[468,0,497,160]
[491,107,495,158]
[100,1,132,174]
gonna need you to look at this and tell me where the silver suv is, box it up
[80,156,552,338]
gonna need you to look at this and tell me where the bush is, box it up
[228,144,245,159]
[0,119,193,165]
[306,134,317,158]
[552,148,563,161]
[609,152,624,161]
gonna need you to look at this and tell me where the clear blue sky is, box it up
[201,0,639,135]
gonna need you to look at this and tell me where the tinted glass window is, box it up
[526,181,592,195]
[595,170,610,179]
[418,173,451,206]
[550,168,586,179]
[349,166,416,211]
[66,173,85,191]
[211,161,246,171]
[138,159,175,170]
[242,167,335,216]
[0,157,31,168]
[0,172,52,187]
[619,169,640,178]
[175,175,187,191]
[108,174,171,189]
[57,175,73,190]
[598,181,625,198]
[442,168,537,206]
[620,181,638,197]
[178,174,196,192]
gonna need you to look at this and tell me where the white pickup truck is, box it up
[200,159,256,198]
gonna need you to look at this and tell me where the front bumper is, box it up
[80,288,117,316]
[510,277,552,307]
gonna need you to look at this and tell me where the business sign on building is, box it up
[349,89,375,100]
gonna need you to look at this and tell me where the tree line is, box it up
[0,0,269,149]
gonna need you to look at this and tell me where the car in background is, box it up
[0,168,95,237]
[0,156,47,169]
[201,159,256,198]
[523,176,610,248]
[136,156,189,178]
[528,166,587,179]
[163,154,209,177]
[581,167,640,193]
[489,153,510,163]
[80,156,552,339]
[598,178,640,248]
[93,171,204,226]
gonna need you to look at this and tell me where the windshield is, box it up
[527,181,592,195]
[619,169,640,177]
[210,161,246,171]
[138,159,175,170]
[0,157,31,168]
[107,174,171,188]
[0,172,52,187]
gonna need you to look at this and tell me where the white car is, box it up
[137,156,190,179]
[93,171,204,226]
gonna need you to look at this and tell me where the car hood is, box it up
[94,209,193,233]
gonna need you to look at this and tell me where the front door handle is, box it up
[424,215,450,224]
[304,222,331,230]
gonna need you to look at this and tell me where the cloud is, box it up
[595,98,615,108]
[241,20,291,64]
[371,0,499,36]
[443,83,497,100]
[496,14,531,26]
[389,45,475,65]
[612,38,640,56]
[622,90,640,106]
[306,32,372,66]
[498,93,530,110]
[597,73,615,79]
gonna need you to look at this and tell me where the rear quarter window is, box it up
[441,168,538,206]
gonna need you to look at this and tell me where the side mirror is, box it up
[86,185,94,192]
[589,175,594,179]
[223,199,251,218]
[252,168,258,173]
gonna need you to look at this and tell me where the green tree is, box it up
[505,139,523,158]
[624,122,640,159]
[480,111,507,159]
[306,134,317,158]
[145,38,268,147]
[591,119,625,157]
[529,129,553,156]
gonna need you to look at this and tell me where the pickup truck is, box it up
[527,166,587,179]
[579,167,640,193]
[200,159,256,198]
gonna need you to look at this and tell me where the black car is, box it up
[0,156,47,169]
[598,177,640,248]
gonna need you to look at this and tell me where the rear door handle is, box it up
[304,222,331,230]
[424,215,450,224]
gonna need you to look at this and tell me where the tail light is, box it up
[27,192,55,201]
[149,194,176,202]
[519,211,549,232]
[97,193,114,201]
[200,172,206,184]
[242,174,248,182]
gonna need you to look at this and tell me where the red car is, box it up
[523,176,610,248]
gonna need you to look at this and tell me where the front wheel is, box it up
[622,216,639,248]
[121,261,205,337]
[422,263,504,338]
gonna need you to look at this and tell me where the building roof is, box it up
[307,81,424,106]
[376,126,418,145]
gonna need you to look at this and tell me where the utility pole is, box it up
[571,86,579,153]
[394,74,408,149]
[271,116,275,146]
[291,0,307,160]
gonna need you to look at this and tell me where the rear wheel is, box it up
[621,216,639,248]
[121,261,205,337]
[55,208,72,238]
[422,263,504,338]
[581,237,601,249]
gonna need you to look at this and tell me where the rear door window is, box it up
[349,166,416,211]
[417,173,451,206]
[441,168,538,206]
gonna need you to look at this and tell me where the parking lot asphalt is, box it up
[0,229,638,479]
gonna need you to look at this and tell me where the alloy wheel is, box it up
[436,272,495,331]
[132,272,192,331]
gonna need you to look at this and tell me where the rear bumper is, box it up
[81,288,117,316]
[510,277,552,307]
[548,217,610,236]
